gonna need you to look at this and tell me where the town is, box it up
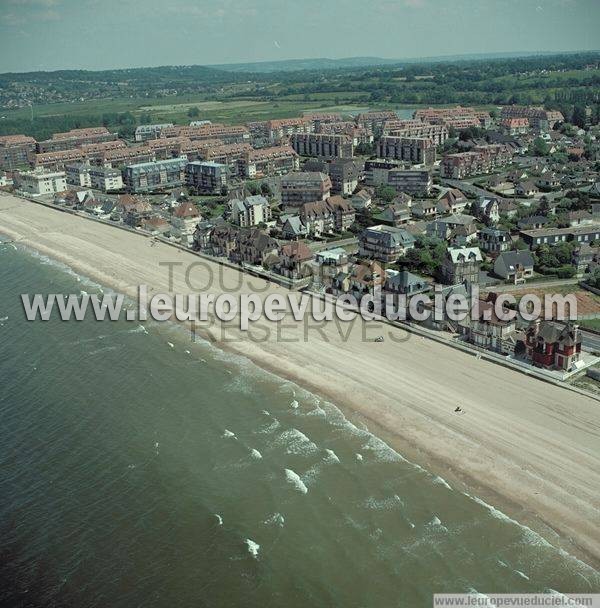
[2,99,600,383]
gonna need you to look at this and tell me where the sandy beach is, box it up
[2,193,600,568]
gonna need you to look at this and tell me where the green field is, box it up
[0,96,402,129]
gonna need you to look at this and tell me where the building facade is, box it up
[291,133,354,159]
[15,169,67,196]
[123,157,188,193]
[280,171,332,208]
[377,136,436,166]
[186,161,229,194]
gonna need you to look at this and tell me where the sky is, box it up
[0,0,598,73]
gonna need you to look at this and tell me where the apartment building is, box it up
[500,118,529,135]
[358,225,416,263]
[162,124,250,144]
[241,145,299,178]
[123,157,188,193]
[79,140,127,161]
[520,225,600,249]
[266,118,313,141]
[441,247,483,285]
[0,134,37,169]
[290,133,354,159]
[296,197,355,237]
[386,168,432,196]
[99,146,155,167]
[186,161,229,194]
[65,163,92,187]
[364,158,407,187]
[89,166,124,192]
[170,202,202,246]
[197,142,252,170]
[135,123,174,142]
[354,111,397,132]
[500,106,564,131]
[280,171,332,208]
[316,121,374,146]
[15,169,67,196]
[37,127,118,153]
[230,195,272,227]
[383,121,448,145]
[328,159,361,195]
[34,148,86,170]
[377,136,436,165]
[413,107,481,130]
[147,136,192,159]
[440,145,512,179]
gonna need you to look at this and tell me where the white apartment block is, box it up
[135,123,174,142]
[65,163,92,188]
[89,166,124,192]
[16,169,67,196]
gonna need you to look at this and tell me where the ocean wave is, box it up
[222,429,237,439]
[427,516,448,532]
[255,418,280,434]
[214,514,223,526]
[304,404,326,417]
[284,468,308,494]
[245,539,260,559]
[275,428,318,456]
[88,345,120,356]
[361,435,407,463]
[128,324,148,335]
[324,448,340,464]
[364,494,404,511]
[24,248,105,292]
[263,513,285,527]
[432,476,452,490]
[250,448,262,460]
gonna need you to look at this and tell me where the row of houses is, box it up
[441,144,513,179]
[280,196,356,239]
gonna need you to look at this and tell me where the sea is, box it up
[1,238,599,608]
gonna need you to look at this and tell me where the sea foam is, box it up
[263,513,285,527]
[245,539,260,559]
[285,468,308,494]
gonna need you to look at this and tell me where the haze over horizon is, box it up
[0,0,598,73]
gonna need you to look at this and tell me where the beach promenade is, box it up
[1,192,599,568]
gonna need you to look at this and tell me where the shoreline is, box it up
[2,193,600,572]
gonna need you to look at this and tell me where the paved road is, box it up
[441,178,533,206]
[486,279,580,292]
[581,330,600,353]
[307,237,358,253]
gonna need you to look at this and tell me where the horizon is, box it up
[0,0,599,73]
[1,48,599,76]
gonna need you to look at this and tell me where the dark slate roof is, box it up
[497,250,534,269]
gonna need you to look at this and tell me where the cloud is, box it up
[6,0,60,5]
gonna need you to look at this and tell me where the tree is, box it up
[532,137,550,157]
[355,142,375,156]
[572,105,586,129]
[375,185,396,203]
[188,106,200,118]
[260,182,272,196]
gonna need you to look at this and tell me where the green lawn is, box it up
[579,318,600,331]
